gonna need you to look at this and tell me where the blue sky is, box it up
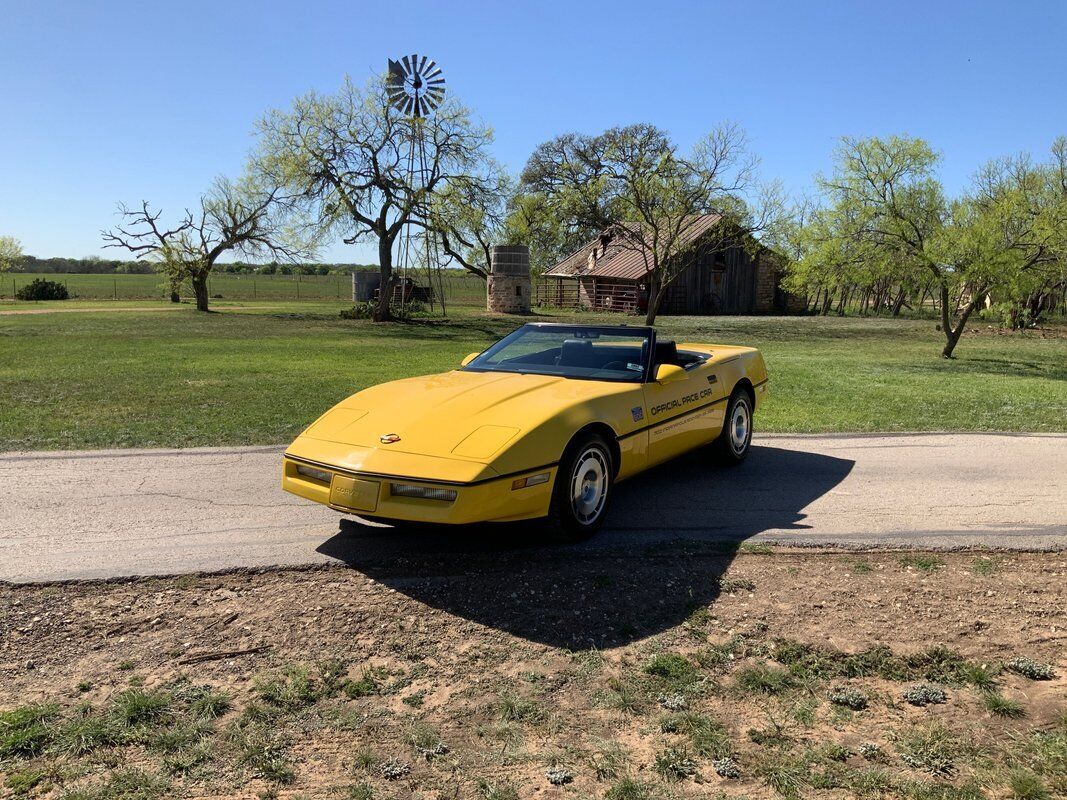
[2,0,1064,263]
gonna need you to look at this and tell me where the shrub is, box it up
[15,278,68,301]
[828,685,869,710]
[902,684,948,706]
[736,664,796,694]
[1007,658,1057,681]
[653,746,697,780]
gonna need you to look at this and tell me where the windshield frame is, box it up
[461,323,658,383]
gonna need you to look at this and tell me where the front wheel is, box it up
[548,433,614,540]
[713,390,753,464]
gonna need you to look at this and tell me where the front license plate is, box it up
[329,476,380,512]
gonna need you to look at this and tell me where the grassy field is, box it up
[1,303,1065,450]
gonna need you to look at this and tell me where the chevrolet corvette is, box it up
[282,323,768,536]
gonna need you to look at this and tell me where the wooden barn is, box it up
[536,214,800,315]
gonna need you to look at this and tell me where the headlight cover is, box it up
[296,464,333,484]
[390,483,458,502]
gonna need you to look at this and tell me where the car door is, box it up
[643,356,727,467]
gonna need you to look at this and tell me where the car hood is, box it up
[295,369,626,463]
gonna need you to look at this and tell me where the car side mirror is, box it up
[655,363,687,384]
[461,352,480,367]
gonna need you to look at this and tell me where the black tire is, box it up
[547,432,615,540]
[713,389,753,465]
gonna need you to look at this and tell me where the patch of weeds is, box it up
[754,752,807,799]
[346,782,375,800]
[686,606,713,627]
[52,708,119,756]
[76,680,93,693]
[0,703,57,758]
[645,653,698,682]
[662,712,732,758]
[859,742,885,762]
[893,723,966,777]
[402,690,426,708]
[713,756,741,778]
[739,542,773,554]
[791,697,818,726]
[5,767,49,796]
[720,575,755,593]
[1007,768,1050,800]
[344,667,386,698]
[736,663,796,695]
[169,680,231,719]
[143,719,214,754]
[600,677,646,715]
[116,661,135,671]
[1006,658,1057,681]
[899,555,944,572]
[545,767,573,785]
[476,779,519,800]
[254,666,320,711]
[317,658,348,697]
[983,691,1026,718]
[379,757,411,780]
[60,768,168,800]
[852,559,873,574]
[695,643,733,671]
[162,741,213,775]
[111,688,173,727]
[828,685,869,710]
[820,743,853,762]
[604,777,651,800]
[748,725,791,748]
[496,691,545,724]
[406,721,447,761]
[570,648,604,675]
[658,692,688,711]
[902,684,948,707]
[589,739,630,781]
[654,745,697,781]
[353,745,379,771]
[970,556,998,576]
[961,662,1000,690]
[229,723,295,784]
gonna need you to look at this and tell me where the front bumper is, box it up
[282,455,557,524]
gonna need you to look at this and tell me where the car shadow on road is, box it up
[316,444,854,649]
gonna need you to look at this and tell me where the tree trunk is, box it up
[191,272,210,312]
[170,289,180,303]
[374,238,395,322]
[891,287,907,317]
[644,273,663,325]
[940,286,984,358]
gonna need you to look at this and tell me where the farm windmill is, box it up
[386,55,448,313]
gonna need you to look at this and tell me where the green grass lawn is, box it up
[1,303,1064,450]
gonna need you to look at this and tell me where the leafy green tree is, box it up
[252,75,499,321]
[102,176,307,312]
[519,122,773,324]
[0,236,24,273]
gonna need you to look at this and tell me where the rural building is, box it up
[536,214,800,315]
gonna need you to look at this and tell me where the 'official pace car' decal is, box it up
[650,387,717,416]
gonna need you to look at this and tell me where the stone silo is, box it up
[486,245,531,314]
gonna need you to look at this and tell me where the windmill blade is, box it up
[401,54,415,77]
[418,54,428,75]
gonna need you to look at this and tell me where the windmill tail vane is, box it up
[386,54,446,118]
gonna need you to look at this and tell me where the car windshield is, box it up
[464,325,652,382]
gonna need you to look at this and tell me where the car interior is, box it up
[496,339,706,378]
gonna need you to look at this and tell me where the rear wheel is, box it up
[713,389,753,464]
[548,432,614,539]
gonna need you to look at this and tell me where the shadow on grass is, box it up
[316,445,854,648]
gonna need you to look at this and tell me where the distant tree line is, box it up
[3,254,380,276]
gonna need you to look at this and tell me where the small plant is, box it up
[347,782,376,800]
[899,555,944,572]
[604,777,651,800]
[353,745,379,771]
[852,559,873,574]
[406,722,447,761]
[344,667,384,698]
[1008,768,1051,800]
[736,664,796,695]
[858,742,884,761]
[645,653,697,681]
[402,691,425,708]
[713,756,741,778]
[589,739,630,781]
[111,688,173,727]
[720,575,755,592]
[961,662,1000,690]
[658,692,688,711]
[653,746,697,781]
[902,684,948,706]
[15,278,69,301]
[59,768,169,800]
[0,704,56,758]
[970,556,998,576]
[1007,658,1057,681]
[893,723,963,776]
[739,542,773,555]
[545,767,573,785]
[982,691,1025,718]
[231,723,296,784]
[379,757,411,780]
[477,779,520,800]
[76,680,93,693]
[254,666,320,710]
[828,685,869,710]
[496,691,545,723]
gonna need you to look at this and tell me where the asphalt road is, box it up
[2,433,1065,583]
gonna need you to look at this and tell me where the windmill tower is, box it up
[385,55,448,313]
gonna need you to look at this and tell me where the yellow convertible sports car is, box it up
[283,323,768,537]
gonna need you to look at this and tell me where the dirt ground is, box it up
[1,548,1065,799]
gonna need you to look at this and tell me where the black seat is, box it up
[653,340,679,367]
[559,339,599,368]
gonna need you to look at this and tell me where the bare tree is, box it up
[102,177,308,312]
[252,75,497,321]
[520,123,773,324]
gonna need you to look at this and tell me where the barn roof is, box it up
[543,214,724,281]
